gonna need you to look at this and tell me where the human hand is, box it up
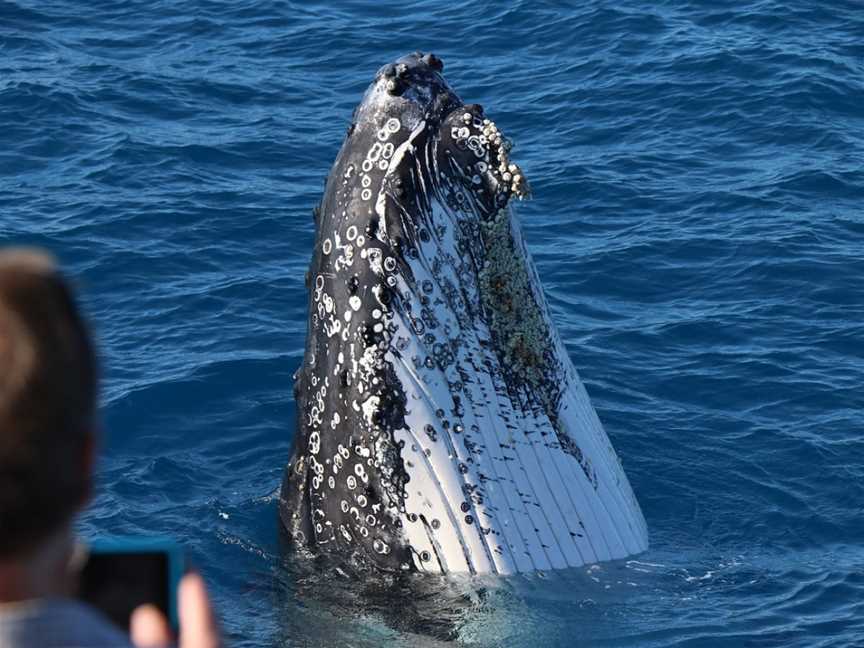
[130,571,221,648]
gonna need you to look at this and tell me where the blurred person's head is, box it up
[0,249,221,645]
[0,249,97,566]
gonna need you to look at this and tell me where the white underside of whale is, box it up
[379,200,649,574]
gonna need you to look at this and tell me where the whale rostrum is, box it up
[279,52,648,574]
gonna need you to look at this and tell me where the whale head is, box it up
[336,52,529,230]
[281,53,647,575]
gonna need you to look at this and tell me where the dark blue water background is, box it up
[2,1,863,645]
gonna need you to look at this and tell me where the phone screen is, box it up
[76,539,183,632]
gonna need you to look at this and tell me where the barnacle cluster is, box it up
[476,186,598,489]
[358,117,400,201]
[478,117,530,198]
[478,207,551,392]
[450,110,531,201]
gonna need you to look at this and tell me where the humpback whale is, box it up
[280,52,648,575]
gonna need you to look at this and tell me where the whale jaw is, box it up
[280,52,647,574]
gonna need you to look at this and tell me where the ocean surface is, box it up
[2,1,863,646]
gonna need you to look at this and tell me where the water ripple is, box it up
[2,0,863,645]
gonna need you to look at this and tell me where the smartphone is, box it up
[75,537,185,632]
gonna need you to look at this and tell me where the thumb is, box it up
[130,604,172,648]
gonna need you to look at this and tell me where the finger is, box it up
[179,571,221,648]
[130,604,172,648]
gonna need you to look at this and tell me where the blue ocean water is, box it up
[2,0,864,645]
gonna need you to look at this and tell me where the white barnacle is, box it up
[383,256,396,272]
[346,225,358,241]
[367,248,384,275]
[361,394,380,428]
[310,456,323,476]
[322,238,332,255]
[361,189,372,201]
[386,117,401,133]
[355,463,369,483]
[349,295,362,311]
[361,174,372,188]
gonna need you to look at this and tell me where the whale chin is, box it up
[280,52,648,575]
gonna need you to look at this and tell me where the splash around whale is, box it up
[279,52,648,575]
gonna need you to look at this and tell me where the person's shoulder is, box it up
[0,597,133,648]
[50,599,135,647]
